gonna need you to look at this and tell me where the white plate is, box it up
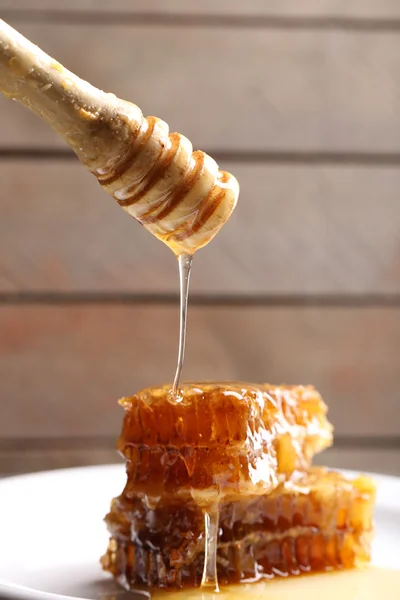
[0,465,399,600]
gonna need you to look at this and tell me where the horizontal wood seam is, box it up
[2,293,400,307]
[3,148,400,167]
[4,11,400,32]
[0,436,399,451]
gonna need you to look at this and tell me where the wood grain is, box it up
[0,4,399,461]
[1,23,400,152]
[0,161,400,296]
[2,162,400,295]
[1,304,399,438]
[315,448,400,476]
[2,1,400,19]
[0,446,398,477]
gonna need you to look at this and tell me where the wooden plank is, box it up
[1,161,400,295]
[2,1,400,19]
[1,24,400,152]
[0,446,398,477]
[0,304,399,438]
[315,448,400,477]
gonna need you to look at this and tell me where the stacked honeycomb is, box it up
[101,383,375,589]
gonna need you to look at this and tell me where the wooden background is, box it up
[0,0,399,476]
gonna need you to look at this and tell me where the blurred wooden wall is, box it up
[0,0,400,475]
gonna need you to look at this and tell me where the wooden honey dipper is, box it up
[0,19,239,256]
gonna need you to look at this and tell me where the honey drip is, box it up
[201,505,220,592]
[172,254,192,398]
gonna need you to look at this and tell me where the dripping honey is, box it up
[172,253,193,398]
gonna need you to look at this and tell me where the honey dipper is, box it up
[0,19,239,255]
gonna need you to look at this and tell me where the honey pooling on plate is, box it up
[101,382,374,590]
